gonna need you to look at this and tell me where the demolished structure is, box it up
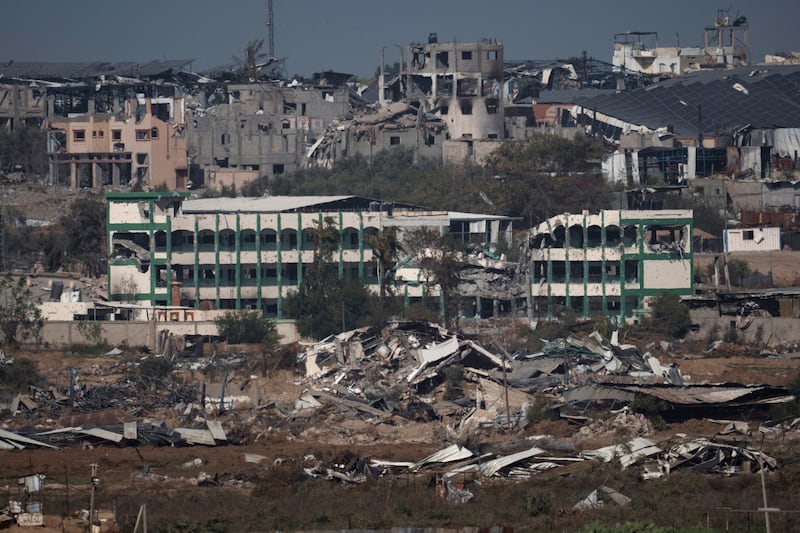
[525,209,693,322]
[105,192,516,316]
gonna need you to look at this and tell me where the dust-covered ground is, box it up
[3,341,800,532]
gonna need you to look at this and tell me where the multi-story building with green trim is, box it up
[106,192,516,317]
[528,209,693,322]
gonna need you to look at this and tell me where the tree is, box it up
[233,39,267,81]
[284,218,377,339]
[483,133,610,226]
[648,293,691,338]
[60,195,106,276]
[214,309,280,345]
[367,226,403,299]
[404,228,466,328]
[0,273,44,345]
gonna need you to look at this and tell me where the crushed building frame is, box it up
[526,209,693,321]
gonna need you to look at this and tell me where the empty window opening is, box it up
[461,51,472,60]
[73,130,86,142]
[460,102,473,115]
[487,50,498,61]
[390,136,401,145]
[743,230,754,240]
[136,129,150,141]
[272,164,284,175]
[436,51,449,69]
[112,130,122,141]
[150,128,159,139]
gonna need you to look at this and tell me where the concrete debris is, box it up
[574,486,631,510]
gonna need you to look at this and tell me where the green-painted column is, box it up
[256,215,262,311]
[214,214,220,309]
[235,214,241,309]
[148,199,156,306]
[338,211,344,279]
[166,215,173,292]
[358,212,364,280]
[193,218,199,309]
[296,213,303,286]
[276,214,283,319]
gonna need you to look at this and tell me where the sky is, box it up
[1,0,798,79]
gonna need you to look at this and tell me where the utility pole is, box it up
[89,463,99,533]
[266,0,275,59]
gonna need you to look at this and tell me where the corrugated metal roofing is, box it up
[182,195,423,214]
[0,60,193,80]
[574,64,800,137]
[182,195,357,213]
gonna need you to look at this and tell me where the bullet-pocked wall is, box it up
[528,209,693,322]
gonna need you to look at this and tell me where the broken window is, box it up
[390,136,400,145]
[261,229,278,249]
[73,130,85,142]
[624,261,638,282]
[280,229,298,248]
[461,51,472,60]
[565,262,582,282]
[568,225,584,248]
[436,51,449,69]
[151,128,159,140]
[488,133,498,140]
[136,129,150,141]
[240,119,247,129]
[588,262,603,282]
[485,98,498,114]
[272,164,284,175]
[152,102,170,121]
[457,78,479,97]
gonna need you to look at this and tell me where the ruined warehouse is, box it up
[106,192,515,317]
[528,209,693,321]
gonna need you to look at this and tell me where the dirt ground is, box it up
[0,340,800,532]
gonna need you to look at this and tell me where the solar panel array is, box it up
[575,65,800,137]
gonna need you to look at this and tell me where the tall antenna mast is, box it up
[266,0,275,58]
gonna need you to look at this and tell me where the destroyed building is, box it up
[307,35,505,167]
[186,79,351,188]
[105,192,516,316]
[612,12,749,76]
[526,209,693,321]
[577,64,800,185]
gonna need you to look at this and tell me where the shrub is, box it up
[648,293,691,338]
[0,357,42,394]
[214,309,279,345]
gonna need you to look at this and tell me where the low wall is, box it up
[38,320,300,349]
[689,308,800,347]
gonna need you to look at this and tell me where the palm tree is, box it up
[233,39,267,81]
[368,226,403,299]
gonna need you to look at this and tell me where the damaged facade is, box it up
[106,192,515,316]
[307,35,505,167]
[187,80,350,188]
[612,12,749,76]
[526,209,693,321]
[0,61,193,189]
